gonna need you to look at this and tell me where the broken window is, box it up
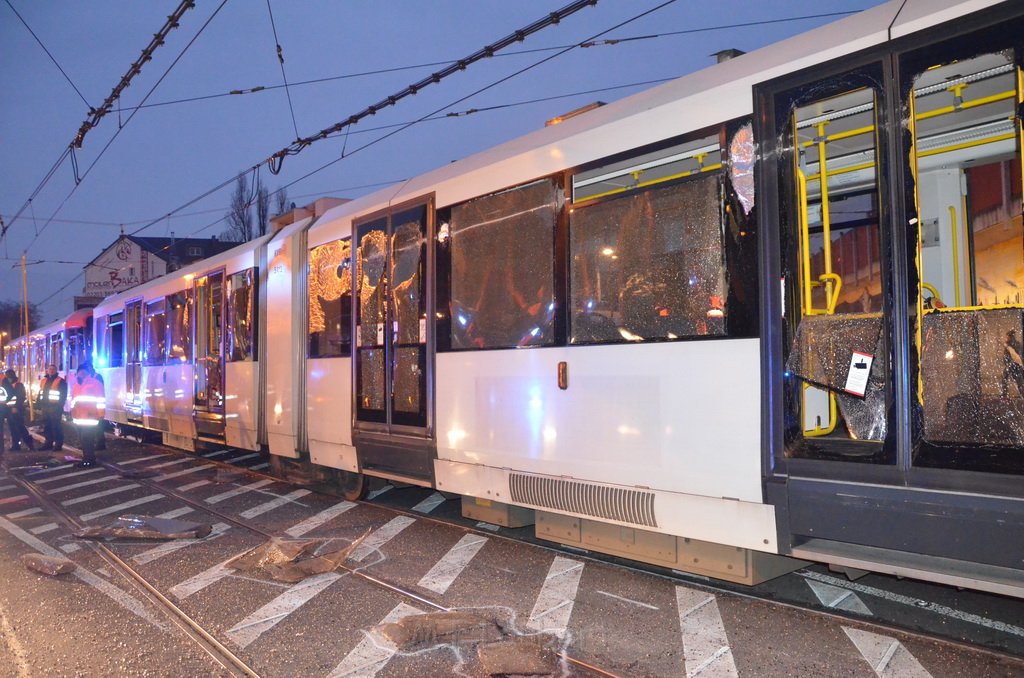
[308,239,352,358]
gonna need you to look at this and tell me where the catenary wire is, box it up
[264,0,300,139]
[2,0,91,109]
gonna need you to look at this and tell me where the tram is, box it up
[85,0,1022,596]
[3,309,93,399]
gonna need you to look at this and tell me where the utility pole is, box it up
[21,252,32,420]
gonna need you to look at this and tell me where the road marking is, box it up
[23,463,73,476]
[0,484,16,492]
[351,516,417,562]
[46,475,118,495]
[844,627,932,677]
[33,467,105,484]
[226,572,343,649]
[30,523,58,535]
[527,556,584,638]
[807,579,872,616]
[676,587,738,678]
[171,509,350,600]
[201,449,231,458]
[225,452,261,464]
[145,457,193,470]
[239,489,311,519]
[0,597,31,678]
[171,560,235,600]
[116,453,167,466]
[250,462,269,471]
[411,492,446,514]
[417,533,488,595]
[205,478,276,504]
[475,521,500,532]
[133,523,231,565]
[800,571,1024,637]
[284,500,356,537]
[327,603,423,678]
[59,543,81,554]
[157,507,195,520]
[0,514,165,630]
[5,507,41,519]
[79,494,164,521]
[596,590,660,610]
[61,484,140,506]
[367,485,393,500]
[153,464,213,482]
[178,480,210,493]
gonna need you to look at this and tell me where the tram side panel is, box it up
[265,217,315,458]
[306,225,358,472]
[222,250,263,451]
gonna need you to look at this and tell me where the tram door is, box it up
[353,200,434,483]
[193,271,225,439]
[773,64,895,465]
[124,300,143,422]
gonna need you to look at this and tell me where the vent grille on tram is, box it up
[508,473,658,528]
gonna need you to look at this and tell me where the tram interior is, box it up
[788,50,1024,470]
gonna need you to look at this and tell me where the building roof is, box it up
[125,235,236,264]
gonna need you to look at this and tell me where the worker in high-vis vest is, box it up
[4,369,34,451]
[70,366,105,468]
[37,364,68,451]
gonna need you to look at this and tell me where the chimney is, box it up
[712,49,745,63]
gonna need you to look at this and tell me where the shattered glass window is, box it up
[449,180,560,349]
[143,298,166,366]
[227,268,256,361]
[356,218,388,420]
[308,240,352,358]
[390,208,426,420]
[908,48,1024,471]
[166,290,191,364]
[920,309,1024,449]
[569,175,726,344]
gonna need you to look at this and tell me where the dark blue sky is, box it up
[0,0,877,322]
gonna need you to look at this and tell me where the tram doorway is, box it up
[353,199,436,484]
[193,270,226,440]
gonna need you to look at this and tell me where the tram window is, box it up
[107,312,124,368]
[907,47,1024,470]
[448,179,560,350]
[93,315,107,367]
[144,298,166,366]
[308,240,352,358]
[573,135,721,203]
[570,175,726,344]
[49,334,63,371]
[227,268,257,361]
[166,290,192,363]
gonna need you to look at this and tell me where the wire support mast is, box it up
[265,0,598,174]
[72,0,196,149]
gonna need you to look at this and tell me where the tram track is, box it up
[92,441,1024,666]
[11,442,621,677]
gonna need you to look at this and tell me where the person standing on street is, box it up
[0,371,10,453]
[70,366,105,467]
[84,362,107,451]
[4,369,35,451]
[36,364,67,451]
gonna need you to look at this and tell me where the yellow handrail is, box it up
[922,282,943,308]
[819,273,843,314]
[948,205,961,307]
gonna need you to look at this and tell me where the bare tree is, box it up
[274,187,289,218]
[256,184,270,238]
[223,175,254,242]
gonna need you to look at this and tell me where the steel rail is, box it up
[10,470,262,678]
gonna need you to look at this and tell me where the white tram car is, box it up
[90,0,1024,596]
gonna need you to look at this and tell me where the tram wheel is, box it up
[339,470,367,501]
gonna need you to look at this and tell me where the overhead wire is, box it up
[107,10,860,115]
[264,0,300,139]
[2,0,91,109]
[20,0,231,255]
